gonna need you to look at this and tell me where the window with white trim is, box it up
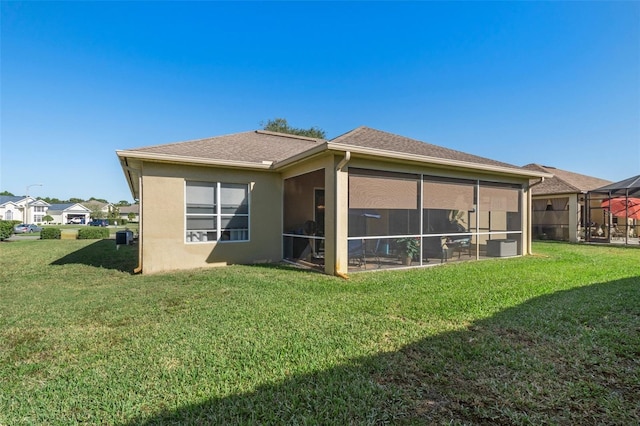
[186,181,249,243]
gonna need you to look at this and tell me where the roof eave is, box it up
[116,150,274,170]
[532,190,585,197]
[326,143,552,179]
[117,153,141,200]
[116,150,277,200]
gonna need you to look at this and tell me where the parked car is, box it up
[67,217,83,224]
[14,224,43,233]
[88,219,109,227]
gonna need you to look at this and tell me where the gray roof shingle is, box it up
[121,127,543,177]
[126,130,325,165]
[331,126,525,171]
[0,195,25,205]
[522,164,612,195]
[47,203,78,212]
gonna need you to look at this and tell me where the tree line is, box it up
[0,191,134,206]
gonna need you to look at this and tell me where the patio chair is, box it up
[348,239,382,268]
[447,235,472,259]
[611,226,625,239]
[348,239,365,267]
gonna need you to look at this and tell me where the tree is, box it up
[41,197,64,204]
[108,205,120,219]
[43,215,54,224]
[116,200,131,206]
[0,190,15,196]
[260,118,326,139]
[88,197,108,204]
[91,208,106,220]
[69,197,84,203]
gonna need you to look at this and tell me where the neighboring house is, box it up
[585,174,640,244]
[0,196,50,223]
[522,164,612,242]
[47,203,92,224]
[0,196,25,221]
[82,201,114,219]
[118,204,139,222]
[117,127,550,275]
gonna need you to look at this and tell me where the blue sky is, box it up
[2,1,639,203]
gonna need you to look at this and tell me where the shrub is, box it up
[78,228,109,239]
[41,228,61,239]
[0,221,14,240]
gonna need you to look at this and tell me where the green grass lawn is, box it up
[1,240,638,425]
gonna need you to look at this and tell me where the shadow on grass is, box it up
[50,239,138,273]
[129,277,640,425]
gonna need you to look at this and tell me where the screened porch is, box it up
[585,175,640,246]
[282,169,326,270]
[346,168,523,272]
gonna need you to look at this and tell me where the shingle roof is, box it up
[522,164,611,195]
[118,205,139,214]
[82,201,110,210]
[331,126,525,171]
[47,203,76,212]
[0,195,24,205]
[125,130,325,165]
[119,127,547,180]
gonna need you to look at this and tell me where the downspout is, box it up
[336,151,351,171]
[133,172,143,274]
[334,151,351,279]
[526,177,545,255]
[122,161,143,274]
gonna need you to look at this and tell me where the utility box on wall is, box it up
[487,239,517,257]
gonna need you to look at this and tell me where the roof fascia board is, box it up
[118,156,141,200]
[532,191,582,197]
[116,150,273,170]
[326,143,552,179]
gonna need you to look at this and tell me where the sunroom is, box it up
[282,159,528,274]
[119,126,547,275]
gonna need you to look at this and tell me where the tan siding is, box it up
[140,162,282,274]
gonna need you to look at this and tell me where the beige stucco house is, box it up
[117,127,550,275]
[117,204,139,223]
[522,164,611,242]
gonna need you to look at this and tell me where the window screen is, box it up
[186,181,249,242]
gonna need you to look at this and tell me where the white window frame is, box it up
[185,181,250,243]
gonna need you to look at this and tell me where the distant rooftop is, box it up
[523,164,612,195]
